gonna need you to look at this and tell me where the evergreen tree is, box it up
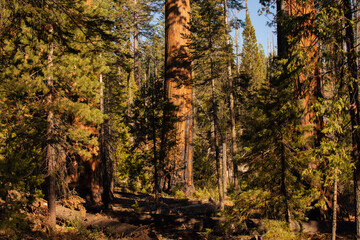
[342,0,360,237]
[0,0,113,226]
[190,0,230,208]
[239,6,266,91]
[162,0,194,195]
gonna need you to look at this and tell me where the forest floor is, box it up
[0,190,357,239]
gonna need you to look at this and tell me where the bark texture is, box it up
[276,0,320,223]
[45,27,56,228]
[286,0,322,147]
[164,0,194,194]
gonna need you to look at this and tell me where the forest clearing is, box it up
[2,0,360,239]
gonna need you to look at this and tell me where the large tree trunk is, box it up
[45,27,56,228]
[163,0,194,195]
[281,0,321,148]
[276,0,289,59]
[288,0,321,145]
[344,0,360,238]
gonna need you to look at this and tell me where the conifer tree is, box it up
[162,0,194,195]
[239,5,266,91]
[223,0,241,189]
[131,0,154,89]
[343,0,360,237]
[0,0,113,225]
[190,0,230,208]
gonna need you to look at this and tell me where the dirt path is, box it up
[54,191,219,239]
[54,192,356,239]
[102,191,218,239]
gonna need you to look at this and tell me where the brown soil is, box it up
[1,191,357,239]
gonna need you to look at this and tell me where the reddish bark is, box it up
[287,0,322,144]
[164,0,194,194]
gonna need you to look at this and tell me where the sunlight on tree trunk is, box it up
[164,0,194,195]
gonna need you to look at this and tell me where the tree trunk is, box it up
[133,0,140,89]
[224,0,238,189]
[222,141,227,195]
[280,140,290,223]
[45,27,56,228]
[235,8,240,76]
[210,52,224,209]
[281,0,321,147]
[332,168,338,240]
[344,0,360,238]
[99,66,113,210]
[164,0,194,195]
[276,0,288,59]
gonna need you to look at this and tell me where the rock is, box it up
[289,220,301,232]
[104,222,138,235]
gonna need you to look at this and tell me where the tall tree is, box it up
[163,0,194,194]
[44,24,56,228]
[239,5,266,91]
[343,0,360,238]
[223,0,236,189]
[190,0,229,208]
[131,0,153,89]
[0,0,112,225]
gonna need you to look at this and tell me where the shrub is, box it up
[262,220,297,240]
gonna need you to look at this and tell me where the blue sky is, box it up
[232,1,276,56]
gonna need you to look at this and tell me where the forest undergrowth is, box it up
[0,188,356,240]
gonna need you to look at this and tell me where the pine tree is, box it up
[0,0,113,226]
[342,0,360,237]
[131,0,154,89]
[239,6,266,91]
[190,0,230,208]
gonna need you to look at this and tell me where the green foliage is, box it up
[235,54,319,220]
[229,189,270,222]
[192,187,219,201]
[193,138,217,188]
[0,0,358,236]
[190,0,230,193]
[173,189,186,199]
[239,8,266,90]
[262,220,297,240]
[131,200,142,213]
[66,217,83,230]
[0,0,117,217]
[0,197,31,239]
